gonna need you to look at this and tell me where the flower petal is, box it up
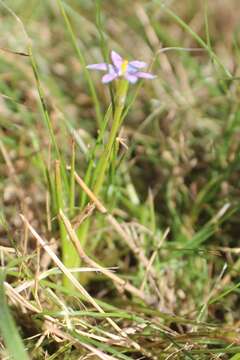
[111,50,123,70]
[107,64,117,74]
[86,63,109,71]
[124,73,138,84]
[102,72,118,83]
[127,64,138,74]
[135,71,156,79]
[128,60,147,69]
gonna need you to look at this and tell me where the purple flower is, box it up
[87,50,156,84]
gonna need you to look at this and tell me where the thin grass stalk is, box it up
[77,80,128,252]
[95,0,115,109]
[80,104,112,209]
[28,47,60,158]
[28,46,69,194]
[70,139,76,217]
[56,0,102,127]
[76,106,112,253]
[92,79,129,196]
[55,160,79,285]
[162,5,232,78]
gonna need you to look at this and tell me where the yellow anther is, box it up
[121,60,128,74]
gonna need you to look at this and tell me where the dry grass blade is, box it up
[45,323,118,360]
[14,267,117,294]
[0,137,16,177]
[140,227,170,293]
[81,343,118,360]
[4,282,41,314]
[4,282,57,325]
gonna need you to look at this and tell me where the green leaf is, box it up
[230,354,240,360]
[0,270,30,360]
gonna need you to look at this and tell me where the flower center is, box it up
[120,60,128,75]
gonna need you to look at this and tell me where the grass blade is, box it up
[0,270,30,360]
[56,0,103,127]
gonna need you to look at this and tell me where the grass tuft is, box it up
[1,0,240,359]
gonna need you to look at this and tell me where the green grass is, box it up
[0,0,240,358]
[0,269,30,360]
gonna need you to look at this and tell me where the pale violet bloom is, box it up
[87,50,156,84]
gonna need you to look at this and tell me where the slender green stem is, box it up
[55,160,67,253]
[80,104,112,209]
[162,5,232,78]
[57,0,102,127]
[77,106,112,250]
[29,45,69,194]
[93,79,129,196]
[28,46,60,159]
[70,139,75,217]
[55,160,79,286]
[76,219,90,255]
[77,80,128,254]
